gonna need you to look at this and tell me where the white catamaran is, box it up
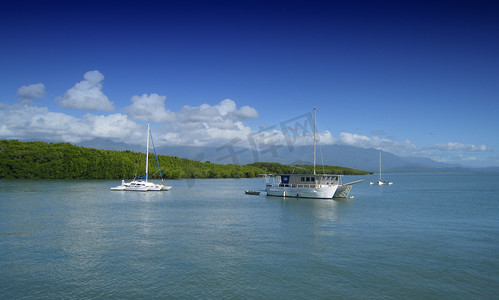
[111,124,172,192]
[263,107,362,199]
[370,150,393,185]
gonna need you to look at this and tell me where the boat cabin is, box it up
[263,174,340,188]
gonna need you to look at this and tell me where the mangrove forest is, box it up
[0,140,371,179]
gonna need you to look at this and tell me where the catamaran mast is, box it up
[145,123,150,182]
[313,107,317,175]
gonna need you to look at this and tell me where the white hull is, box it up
[266,185,338,199]
[370,180,393,185]
[112,180,172,192]
[111,180,130,191]
[110,186,127,191]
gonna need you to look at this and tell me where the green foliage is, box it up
[248,162,371,175]
[0,140,370,179]
[0,140,262,179]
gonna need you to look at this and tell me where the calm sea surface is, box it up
[1,174,498,299]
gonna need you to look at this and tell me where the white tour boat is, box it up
[111,124,172,192]
[370,150,393,185]
[264,172,364,199]
[264,173,339,199]
[263,107,344,199]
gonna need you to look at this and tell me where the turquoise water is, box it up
[1,174,498,299]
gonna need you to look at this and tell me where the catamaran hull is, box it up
[110,186,127,191]
[111,182,172,191]
[124,186,150,192]
[124,184,171,191]
[265,186,338,199]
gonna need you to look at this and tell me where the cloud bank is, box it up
[1,84,260,147]
[0,103,141,144]
[1,70,494,167]
[0,96,493,167]
[428,142,492,152]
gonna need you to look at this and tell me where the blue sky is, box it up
[1,0,498,167]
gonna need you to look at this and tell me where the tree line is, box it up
[0,140,370,179]
[248,162,371,175]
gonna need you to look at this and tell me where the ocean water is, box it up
[0,174,498,299]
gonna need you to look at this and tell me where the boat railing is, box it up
[273,183,333,188]
[296,184,323,188]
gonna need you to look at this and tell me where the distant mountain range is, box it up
[76,138,499,173]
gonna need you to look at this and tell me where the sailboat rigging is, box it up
[111,124,172,191]
[370,150,393,185]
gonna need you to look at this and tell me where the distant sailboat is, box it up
[370,150,393,185]
[111,124,172,191]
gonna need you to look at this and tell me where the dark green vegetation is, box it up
[248,162,370,176]
[0,140,370,179]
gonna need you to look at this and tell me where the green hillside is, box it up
[248,162,370,175]
[0,140,370,179]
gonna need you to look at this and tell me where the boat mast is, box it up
[313,107,317,175]
[379,150,381,181]
[145,123,150,182]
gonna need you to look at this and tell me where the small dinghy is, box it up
[245,190,260,195]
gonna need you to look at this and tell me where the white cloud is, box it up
[159,122,253,147]
[338,132,371,147]
[57,70,114,111]
[178,99,258,124]
[215,99,236,116]
[328,133,493,166]
[0,103,141,144]
[334,132,419,156]
[159,99,259,146]
[17,83,46,101]
[428,142,492,152]
[0,98,260,147]
[0,104,84,142]
[125,93,175,122]
[236,105,259,119]
[83,113,143,140]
